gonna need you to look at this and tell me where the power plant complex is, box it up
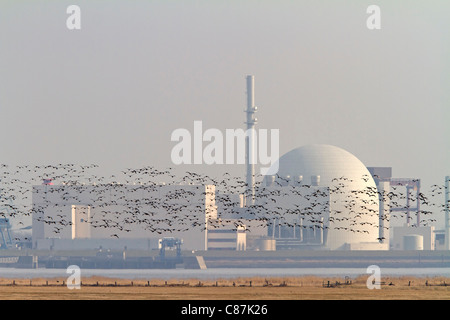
[26,76,450,257]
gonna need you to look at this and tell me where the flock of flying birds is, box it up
[0,164,448,242]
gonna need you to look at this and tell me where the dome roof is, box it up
[272,144,376,187]
[262,144,381,250]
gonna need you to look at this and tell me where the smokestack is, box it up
[245,75,257,206]
[378,181,390,245]
[445,176,450,250]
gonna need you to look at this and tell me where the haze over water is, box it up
[1,268,449,280]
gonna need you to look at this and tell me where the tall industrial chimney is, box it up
[245,75,257,206]
[445,176,450,250]
[377,181,390,245]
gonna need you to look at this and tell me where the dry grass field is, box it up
[0,275,449,300]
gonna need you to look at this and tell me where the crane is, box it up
[0,218,12,249]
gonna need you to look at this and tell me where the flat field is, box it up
[0,276,449,300]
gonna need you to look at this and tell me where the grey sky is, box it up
[0,1,449,200]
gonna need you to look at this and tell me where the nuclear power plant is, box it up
[25,75,449,260]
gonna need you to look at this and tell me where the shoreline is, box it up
[2,250,450,270]
[1,266,449,279]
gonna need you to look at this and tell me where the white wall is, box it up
[71,205,91,239]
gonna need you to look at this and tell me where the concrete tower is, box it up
[245,75,257,206]
[446,176,450,250]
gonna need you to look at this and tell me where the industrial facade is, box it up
[259,144,386,250]
[32,184,217,251]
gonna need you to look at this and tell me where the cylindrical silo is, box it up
[257,237,276,251]
[403,234,423,250]
[311,175,320,186]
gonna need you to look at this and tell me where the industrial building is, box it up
[31,181,257,251]
[32,183,218,250]
[28,76,449,254]
[207,219,246,251]
[366,167,448,251]
[237,75,449,251]
[257,144,386,250]
[391,226,435,250]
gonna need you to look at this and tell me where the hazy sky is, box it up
[0,1,449,192]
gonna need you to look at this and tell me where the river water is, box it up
[1,267,449,279]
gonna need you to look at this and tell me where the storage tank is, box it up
[403,234,423,250]
[311,175,320,186]
[257,237,276,251]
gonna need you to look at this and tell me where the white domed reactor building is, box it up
[257,144,387,250]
